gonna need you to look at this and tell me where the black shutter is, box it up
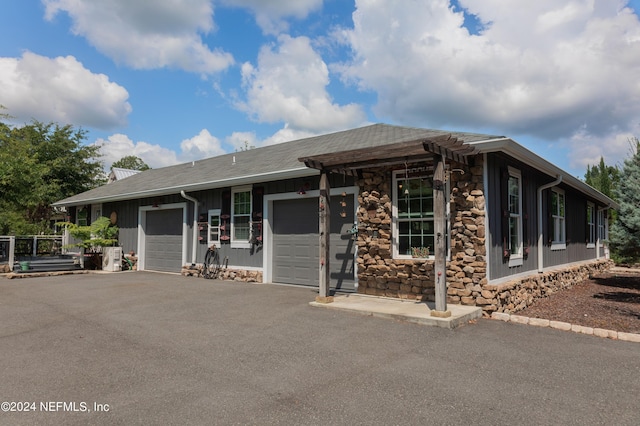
[500,168,510,261]
[547,189,553,246]
[585,201,591,245]
[251,186,264,246]
[522,175,529,259]
[220,189,231,244]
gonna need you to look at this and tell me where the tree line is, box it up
[0,110,148,235]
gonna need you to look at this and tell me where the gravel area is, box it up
[516,266,640,334]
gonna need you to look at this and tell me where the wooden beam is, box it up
[431,154,450,317]
[422,139,475,165]
[323,154,435,174]
[316,169,333,303]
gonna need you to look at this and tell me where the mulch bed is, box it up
[515,267,640,334]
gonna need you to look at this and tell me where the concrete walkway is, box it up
[310,294,482,329]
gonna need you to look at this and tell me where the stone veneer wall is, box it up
[355,159,484,301]
[355,157,612,317]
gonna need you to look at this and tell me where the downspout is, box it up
[537,175,562,272]
[180,190,199,265]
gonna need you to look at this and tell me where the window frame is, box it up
[76,207,88,227]
[507,167,523,267]
[391,169,448,260]
[587,202,595,248]
[208,209,221,246]
[231,185,252,249]
[551,188,566,250]
[597,208,606,242]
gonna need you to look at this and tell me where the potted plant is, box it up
[58,216,119,269]
[411,246,430,258]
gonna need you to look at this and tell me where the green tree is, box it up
[584,157,619,200]
[609,137,640,264]
[0,119,104,234]
[112,155,150,171]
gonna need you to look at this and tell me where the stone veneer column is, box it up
[445,160,488,306]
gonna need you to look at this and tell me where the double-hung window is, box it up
[597,209,606,242]
[393,171,436,259]
[551,188,566,250]
[587,202,595,248]
[231,186,252,248]
[508,168,523,265]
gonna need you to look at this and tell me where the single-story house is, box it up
[53,124,617,315]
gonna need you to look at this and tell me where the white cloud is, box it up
[567,123,640,172]
[180,128,226,160]
[221,0,322,34]
[97,128,233,171]
[338,0,640,169]
[225,131,259,151]
[96,134,180,170]
[239,34,367,137]
[0,52,131,128]
[43,0,234,74]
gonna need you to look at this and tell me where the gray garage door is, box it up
[145,209,183,272]
[272,195,356,291]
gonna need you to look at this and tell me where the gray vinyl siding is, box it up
[486,153,540,280]
[102,174,357,270]
[541,187,593,269]
[487,153,606,281]
[103,200,140,255]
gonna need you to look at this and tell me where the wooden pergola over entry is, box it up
[299,135,479,315]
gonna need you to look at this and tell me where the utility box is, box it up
[102,247,122,272]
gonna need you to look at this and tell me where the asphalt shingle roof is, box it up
[54,123,502,206]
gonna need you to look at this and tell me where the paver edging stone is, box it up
[490,312,640,343]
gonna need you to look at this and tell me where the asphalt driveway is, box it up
[1,272,638,425]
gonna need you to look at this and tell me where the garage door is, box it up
[145,209,183,272]
[272,195,356,291]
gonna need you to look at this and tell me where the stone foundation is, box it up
[357,258,436,301]
[181,264,263,283]
[462,260,613,317]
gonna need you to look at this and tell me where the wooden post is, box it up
[317,169,333,303]
[431,154,451,317]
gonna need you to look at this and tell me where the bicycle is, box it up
[202,244,222,279]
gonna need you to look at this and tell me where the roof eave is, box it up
[52,167,317,207]
[470,138,619,209]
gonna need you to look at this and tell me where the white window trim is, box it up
[507,167,523,267]
[231,185,252,249]
[208,209,221,246]
[586,202,595,249]
[597,208,606,242]
[391,170,449,260]
[551,188,566,251]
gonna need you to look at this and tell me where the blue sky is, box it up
[2,0,640,179]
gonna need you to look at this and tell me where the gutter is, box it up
[537,175,563,272]
[468,138,618,210]
[180,190,199,265]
